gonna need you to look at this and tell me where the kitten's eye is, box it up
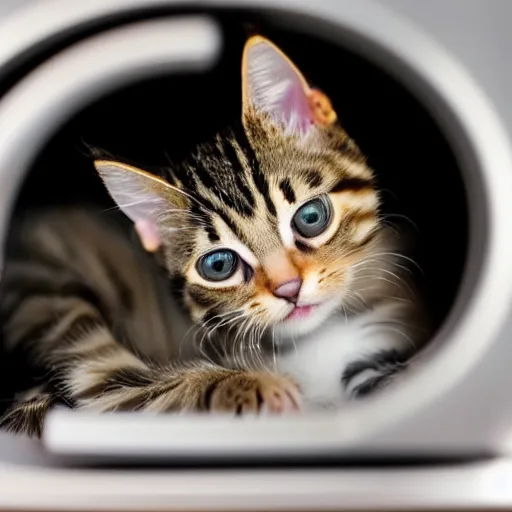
[197,250,238,282]
[292,195,333,238]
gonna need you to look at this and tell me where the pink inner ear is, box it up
[282,82,315,135]
[244,39,317,137]
[135,219,161,253]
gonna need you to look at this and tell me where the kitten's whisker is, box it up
[350,257,414,276]
[354,290,413,304]
[208,314,246,352]
[102,205,124,213]
[231,317,249,367]
[381,221,401,237]
[350,275,400,288]
[248,325,259,369]
[240,318,257,368]
[380,213,420,234]
[339,302,349,324]
[344,291,368,311]
[199,311,244,353]
[376,319,415,329]
[352,291,368,306]
[378,268,404,284]
[368,252,422,273]
[379,325,416,350]
[237,316,265,370]
[339,301,358,317]
[192,309,244,361]
[235,321,249,368]
[204,309,244,333]
[255,323,266,369]
[292,332,299,359]
[179,322,204,357]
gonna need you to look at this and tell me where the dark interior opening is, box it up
[0,11,468,415]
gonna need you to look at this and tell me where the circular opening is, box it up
[0,4,511,449]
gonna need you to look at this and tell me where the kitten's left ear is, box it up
[94,160,188,252]
[241,35,337,136]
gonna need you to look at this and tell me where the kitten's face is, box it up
[96,36,383,341]
[173,119,378,341]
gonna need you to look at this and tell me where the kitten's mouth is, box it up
[285,304,317,321]
[275,299,338,338]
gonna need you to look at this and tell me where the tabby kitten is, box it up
[0,36,429,437]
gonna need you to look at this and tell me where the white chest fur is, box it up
[276,303,411,410]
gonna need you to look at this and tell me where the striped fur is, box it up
[0,210,301,433]
[0,385,57,438]
[0,36,429,436]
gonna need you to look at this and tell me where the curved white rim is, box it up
[0,0,510,453]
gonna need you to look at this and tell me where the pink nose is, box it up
[273,278,302,302]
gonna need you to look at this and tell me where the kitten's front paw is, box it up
[209,373,301,415]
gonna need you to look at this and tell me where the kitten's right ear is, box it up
[94,160,187,252]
